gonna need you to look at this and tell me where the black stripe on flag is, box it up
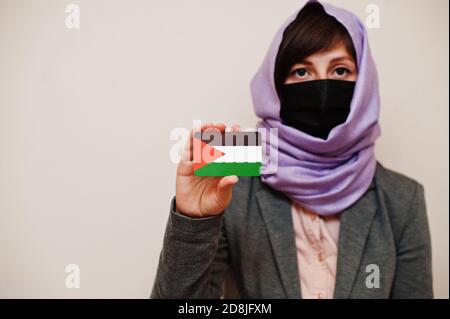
[194,131,260,146]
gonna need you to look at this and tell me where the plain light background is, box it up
[0,0,448,298]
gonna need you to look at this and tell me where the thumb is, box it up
[216,175,239,205]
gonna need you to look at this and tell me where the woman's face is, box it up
[284,43,357,84]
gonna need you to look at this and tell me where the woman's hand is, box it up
[175,123,240,218]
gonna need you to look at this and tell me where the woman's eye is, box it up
[334,67,350,76]
[295,68,308,77]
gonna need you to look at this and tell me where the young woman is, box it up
[151,0,433,299]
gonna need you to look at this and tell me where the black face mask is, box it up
[279,79,355,140]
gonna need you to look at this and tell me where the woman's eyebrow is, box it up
[329,56,354,64]
[290,60,313,68]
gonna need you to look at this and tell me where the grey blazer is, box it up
[151,161,433,298]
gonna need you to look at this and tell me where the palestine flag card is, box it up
[193,131,262,176]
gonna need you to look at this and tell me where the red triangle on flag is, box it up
[193,139,225,171]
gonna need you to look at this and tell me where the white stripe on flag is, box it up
[213,146,262,163]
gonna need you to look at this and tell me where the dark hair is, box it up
[274,2,357,96]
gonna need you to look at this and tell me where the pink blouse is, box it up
[291,201,341,299]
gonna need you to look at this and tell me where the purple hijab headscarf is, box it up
[251,0,381,216]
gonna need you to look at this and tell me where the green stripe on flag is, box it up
[194,162,261,176]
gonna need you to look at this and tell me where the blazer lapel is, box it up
[256,186,301,299]
[333,179,378,299]
[254,174,379,299]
